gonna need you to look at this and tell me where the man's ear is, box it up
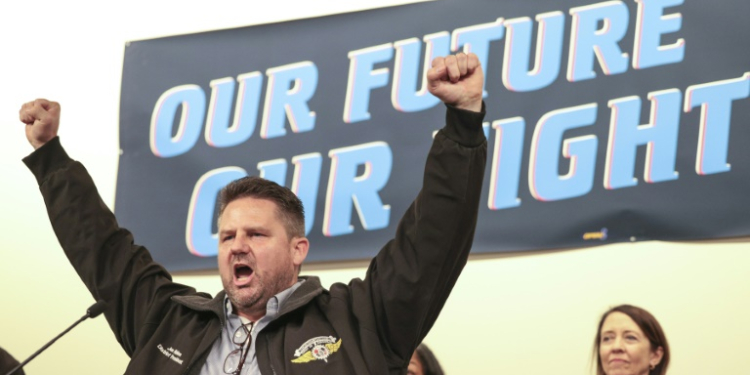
[291,237,309,267]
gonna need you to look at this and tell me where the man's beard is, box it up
[225,263,296,313]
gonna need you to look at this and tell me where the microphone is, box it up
[4,300,108,375]
[87,300,107,318]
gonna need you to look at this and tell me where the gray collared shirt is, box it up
[199,280,304,375]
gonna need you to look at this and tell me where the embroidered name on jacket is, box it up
[157,344,184,365]
[291,336,342,363]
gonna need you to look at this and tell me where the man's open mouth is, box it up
[233,264,254,285]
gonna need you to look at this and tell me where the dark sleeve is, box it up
[353,103,487,367]
[23,137,197,356]
[0,347,23,375]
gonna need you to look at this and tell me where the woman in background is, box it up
[594,305,669,375]
[408,343,445,375]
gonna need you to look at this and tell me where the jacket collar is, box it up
[277,275,325,316]
[171,276,325,322]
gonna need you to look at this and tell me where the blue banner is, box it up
[117,0,750,272]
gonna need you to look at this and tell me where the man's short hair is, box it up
[217,176,305,239]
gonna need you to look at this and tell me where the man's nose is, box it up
[229,234,251,254]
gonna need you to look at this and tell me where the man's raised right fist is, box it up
[19,99,61,150]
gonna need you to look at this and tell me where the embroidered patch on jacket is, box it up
[291,336,342,364]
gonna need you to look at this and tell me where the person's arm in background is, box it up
[18,99,199,356]
[352,52,487,370]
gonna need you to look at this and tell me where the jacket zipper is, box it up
[266,334,278,375]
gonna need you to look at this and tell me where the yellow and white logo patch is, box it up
[291,336,342,364]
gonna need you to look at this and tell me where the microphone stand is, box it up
[4,300,107,375]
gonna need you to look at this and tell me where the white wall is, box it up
[0,1,748,374]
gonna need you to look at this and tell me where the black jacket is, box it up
[24,104,487,375]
